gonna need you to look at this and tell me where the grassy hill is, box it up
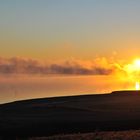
[1,90,140,138]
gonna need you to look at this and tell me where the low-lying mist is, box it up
[0,74,134,104]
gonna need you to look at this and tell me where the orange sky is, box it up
[1,0,140,103]
[0,0,140,61]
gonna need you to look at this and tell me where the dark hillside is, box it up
[1,90,140,138]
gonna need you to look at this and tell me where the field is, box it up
[1,90,140,139]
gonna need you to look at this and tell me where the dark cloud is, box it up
[0,57,119,75]
[49,64,113,75]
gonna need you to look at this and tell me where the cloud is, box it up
[49,63,112,75]
[0,57,123,75]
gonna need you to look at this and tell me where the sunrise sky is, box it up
[1,0,140,103]
[1,0,140,60]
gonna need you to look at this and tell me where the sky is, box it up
[1,0,140,60]
[1,0,140,103]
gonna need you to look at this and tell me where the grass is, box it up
[29,130,140,140]
[2,130,140,140]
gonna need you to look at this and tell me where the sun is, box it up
[133,59,140,69]
[124,59,140,90]
[124,58,140,73]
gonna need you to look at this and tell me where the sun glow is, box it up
[133,59,140,68]
[125,59,140,72]
[123,59,140,90]
[136,82,140,90]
